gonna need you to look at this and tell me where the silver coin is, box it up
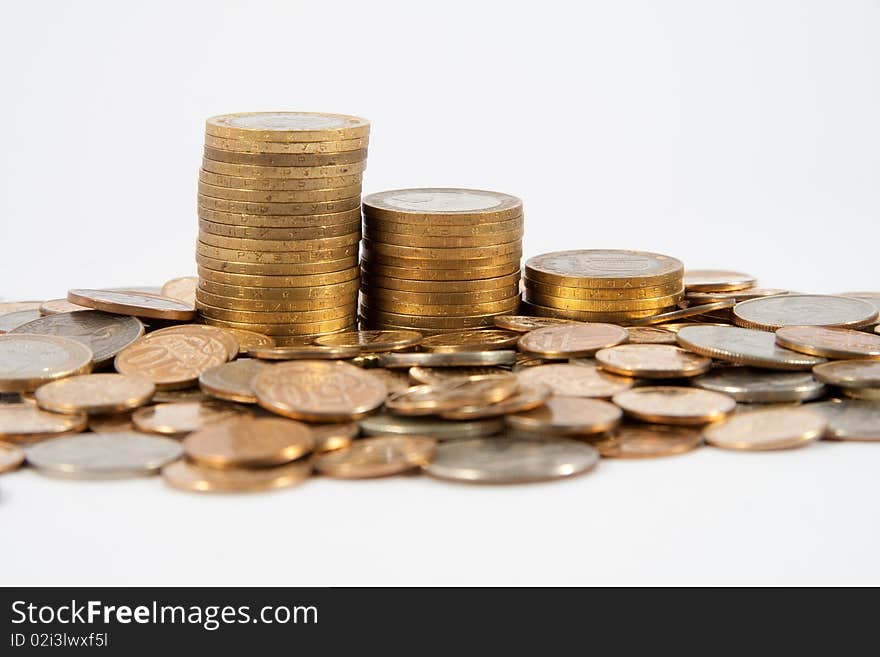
[358,411,503,440]
[677,325,825,370]
[11,310,144,366]
[25,432,183,478]
[812,359,880,389]
[693,367,827,402]
[0,309,42,334]
[839,292,880,315]
[733,295,879,331]
[378,350,517,369]
[809,400,880,441]
[423,436,599,484]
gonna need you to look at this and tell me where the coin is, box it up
[39,299,89,315]
[504,396,622,435]
[840,292,880,315]
[224,328,275,354]
[733,295,879,331]
[493,316,579,332]
[26,432,183,478]
[524,278,683,301]
[512,354,551,371]
[813,359,880,389]
[0,441,25,473]
[363,368,412,394]
[314,330,422,353]
[201,316,354,336]
[361,261,521,282]
[622,326,678,344]
[67,289,195,321]
[377,350,517,369]
[525,250,683,288]
[362,271,521,293]
[198,217,361,240]
[197,254,358,276]
[385,375,518,416]
[683,270,757,292]
[424,437,599,484]
[364,215,523,237]
[308,422,358,452]
[361,250,522,273]
[205,111,370,142]
[363,188,523,224]
[703,407,827,450]
[359,307,507,330]
[438,384,550,420]
[811,400,880,441]
[0,309,42,333]
[612,387,736,425]
[366,285,521,307]
[143,325,238,362]
[363,228,523,249]
[254,360,387,422]
[0,334,93,392]
[115,332,229,389]
[184,417,313,469]
[841,388,880,400]
[0,403,87,443]
[362,237,521,260]
[195,289,356,313]
[677,325,826,370]
[160,276,198,307]
[358,295,520,318]
[162,458,311,493]
[515,362,633,398]
[523,291,683,313]
[198,193,360,216]
[593,424,702,458]
[520,300,663,322]
[420,329,520,353]
[775,325,880,359]
[198,358,269,403]
[196,301,355,324]
[198,205,362,227]
[518,324,628,359]
[693,367,827,402]
[0,301,42,315]
[199,170,363,191]
[11,310,144,367]
[248,344,360,360]
[198,232,360,254]
[151,388,212,403]
[203,134,369,153]
[314,435,435,478]
[197,265,359,287]
[132,400,252,436]
[627,301,737,326]
[88,412,136,433]
[358,411,502,440]
[408,366,507,385]
[686,288,790,303]
[34,373,154,414]
[595,344,711,378]
[203,146,367,167]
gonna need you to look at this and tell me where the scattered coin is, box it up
[612,387,736,425]
[593,424,702,458]
[812,359,880,389]
[378,350,517,369]
[683,270,756,292]
[841,388,880,401]
[419,329,520,353]
[151,388,212,403]
[505,396,622,435]
[515,362,633,398]
[114,331,229,389]
[0,301,42,315]
[517,323,628,359]
[622,326,678,344]
[314,435,435,478]
[198,358,269,404]
[34,374,155,414]
[0,441,25,473]
[424,437,600,484]
[161,276,198,307]
[38,299,89,314]
[184,417,314,468]
[0,309,43,333]
[703,407,827,450]
[493,316,580,332]
[88,412,136,433]
[0,334,93,392]
[358,412,503,440]
[148,325,238,362]
[775,325,880,359]
[595,344,711,378]
[811,400,880,441]
[686,288,789,303]
[67,289,196,320]
[408,365,507,385]
[385,375,518,416]
[440,384,551,419]
[132,401,252,436]
[248,344,360,360]
[676,325,825,370]
[0,403,87,443]
[162,458,312,493]
[225,328,275,354]
[362,367,412,394]
[309,422,359,452]
[314,330,422,353]
[733,295,878,331]
[693,367,827,402]
[627,301,736,326]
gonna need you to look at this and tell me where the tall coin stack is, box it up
[359,189,523,333]
[522,249,685,323]
[196,112,369,344]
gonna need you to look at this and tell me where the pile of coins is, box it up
[359,188,523,333]
[197,112,370,344]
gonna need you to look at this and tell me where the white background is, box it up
[2,1,879,585]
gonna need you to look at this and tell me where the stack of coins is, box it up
[360,188,523,333]
[522,250,684,323]
[196,112,370,344]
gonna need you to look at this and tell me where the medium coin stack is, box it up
[196,112,370,344]
[359,188,523,333]
[522,250,685,323]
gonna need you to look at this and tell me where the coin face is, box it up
[224,328,275,354]
[184,417,314,468]
[161,276,198,307]
[694,367,827,402]
[314,330,423,353]
[733,295,878,331]
[198,358,269,404]
[248,344,361,360]
[515,363,633,398]
[811,400,880,441]
[314,435,435,478]
[683,270,756,292]
[67,289,196,320]
[517,323,628,359]
[505,396,622,435]
[25,432,183,478]
[377,350,517,369]
[362,368,412,394]
[0,441,25,473]
[622,326,678,344]
[612,387,736,425]
[595,344,711,378]
[253,360,387,422]
[34,374,155,414]
[593,424,702,458]
[440,384,551,420]
[115,332,229,389]
[0,309,43,333]
[162,458,312,493]
[363,188,522,222]
[132,401,252,436]
[493,315,580,332]
[420,329,521,353]
[0,403,87,443]
[11,310,145,366]
[812,359,880,389]
[525,250,684,287]
[0,334,93,392]
[358,411,503,440]
[775,325,880,359]
[385,375,518,416]
[424,437,599,484]
[703,407,827,450]
[206,111,370,141]
[309,422,359,452]
[677,325,825,370]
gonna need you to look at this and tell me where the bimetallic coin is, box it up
[198,358,269,404]
[419,330,520,353]
[203,134,368,153]
[0,334,93,392]
[309,422,358,452]
[440,384,551,420]
[703,408,827,450]
[612,387,736,425]
[595,344,711,379]
[408,366,507,385]
[314,330,422,353]
[524,278,682,301]
[385,375,518,416]
[775,325,880,359]
[363,188,522,223]
[114,332,229,389]
[132,401,252,436]
[162,458,311,493]
[493,316,580,332]
[523,289,683,312]
[39,299,89,315]
[358,411,503,440]
[683,270,756,292]
[813,359,880,389]
[160,276,198,307]
[622,326,678,344]
[525,250,684,288]
[733,295,878,331]
[203,146,367,167]
[515,362,633,398]
[677,325,825,371]
[424,437,600,484]
[34,374,154,414]
[518,323,628,359]
[694,367,827,402]
[248,344,359,360]
[184,417,313,468]
[0,310,43,333]
[67,289,195,320]
[811,400,880,441]
[594,424,702,458]
[505,396,622,435]
[0,403,87,443]
[205,111,370,142]
[627,301,737,326]
[314,435,435,478]
[25,432,183,479]
[0,441,25,473]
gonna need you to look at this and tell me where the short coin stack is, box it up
[196,112,370,344]
[522,249,684,323]
[359,188,523,333]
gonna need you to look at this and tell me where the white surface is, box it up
[2,1,880,585]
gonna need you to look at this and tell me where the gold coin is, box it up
[147,325,238,362]
[686,288,790,303]
[440,383,551,419]
[196,301,355,324]
[162,458,312,493]
[361,270,521,293]
[841,388,880,400]
[492,315,580,332]
[523,289,683,311]
[732,295,879,331]
[197,241,358,263]
[363,285,520,306]
[132,400,252,436]
[160,276,198,307]
[595,344,712,378]
[199,169,363,191]
[525,250,684,288]
[363,368,413,394]
[198,205,362,227]
[363,188,523,224]
[204,133,368,153]
[361,261,521,281]
[626,301,738,326]
[198,358,269,403]
[593,424,702,458]
[812,359,880,389]
[34,374,155,414]
[199,181,361,204]
[612,387,736,425]
[313,435,435,479]
[775,325,880,359]
[408,366,508,385]
[39,299,89,315]
[520,300,662,322]
[517,323,628,359]
[515,362,633,398]
[703,407,827,450]
[363,227,523,249]
[115,332,229,389]
[0,301,42,315]
[358,307,506,330]
[683,270,757,292]
[524,277,682,301]
[197,277,359,300]
[67,289,194,321]
[201,316,354,336]
[314,330,423,353]
[249,344,360,360]
[88,412,136,433]
[198,230,360,252]
[377,350,517,369]
[198,193,361,217]
[198,217,360,240]
[205,112,370,142]
[419,329,521,352]
[309,421,359,452]
[512,353,551,371]
[223,328,275,354]
[622,326,678,344]
[385,374,518,416]
[204,145,367,167]
[366,215,524,237]
[362,238,522,261]
[151,388,212,403]
[0,403,87,443]
[195,290,356,313]
[505,396,622,435]
[359,295,520,317]
[0,441,25,473]
[197,255,358,277]
[201,158,367,180]
[676,325,825,370]
[184,417,314,468]
[0,335,93,392]
[197,264,359,287]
